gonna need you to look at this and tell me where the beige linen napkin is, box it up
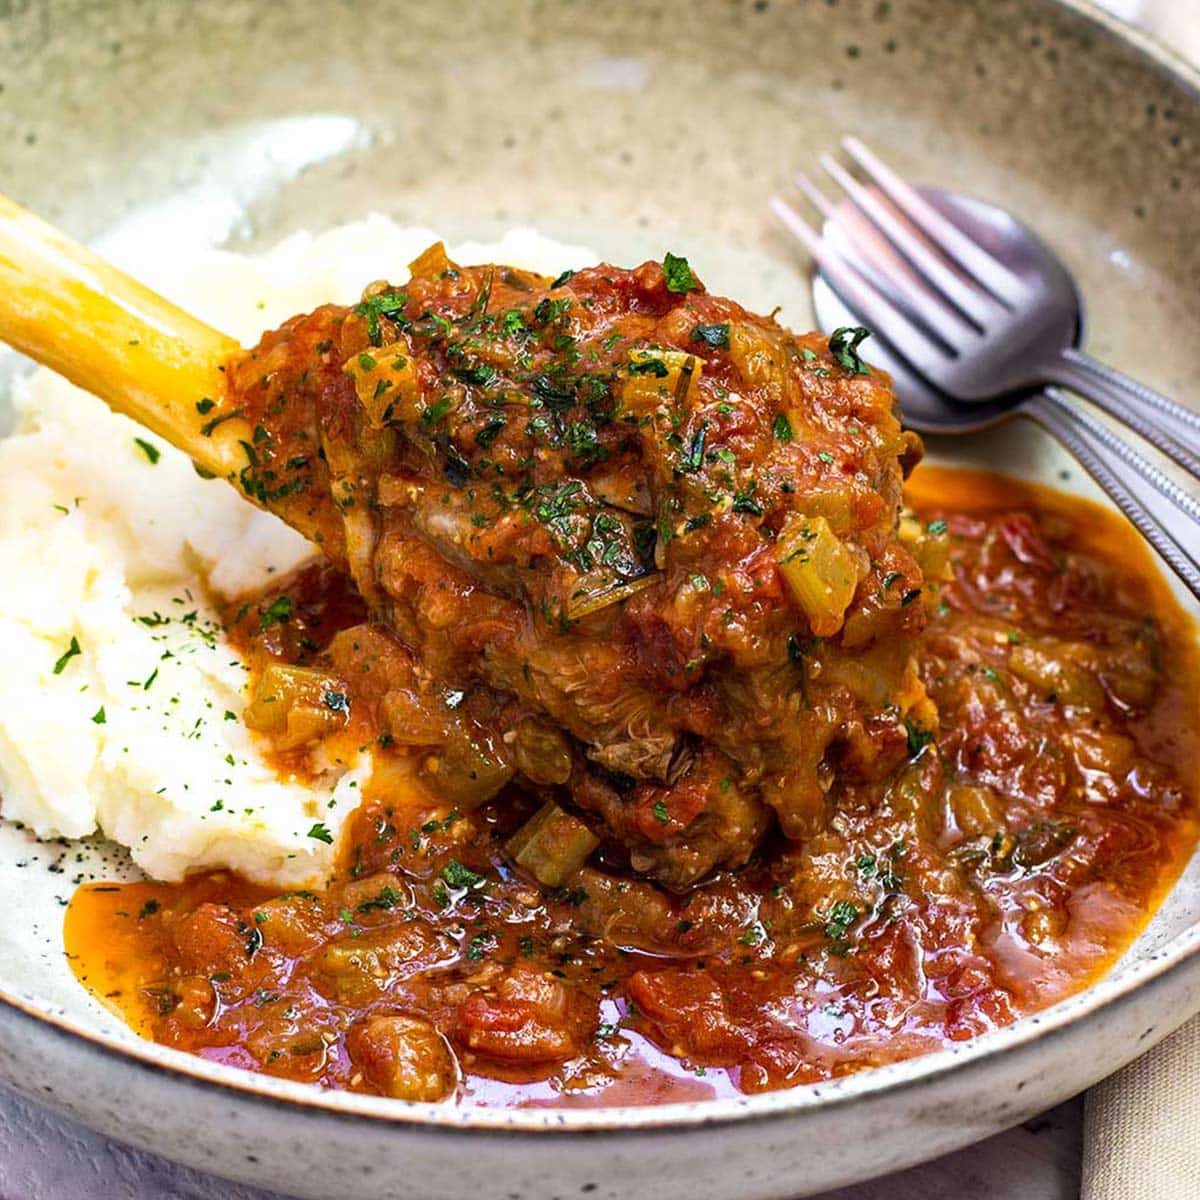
[1083,1014,1200,1198]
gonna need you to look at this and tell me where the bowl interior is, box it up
[1,0,1198,1119]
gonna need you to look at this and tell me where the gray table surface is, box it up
[1,1,1192,1196]
[0,1081,1083,1200]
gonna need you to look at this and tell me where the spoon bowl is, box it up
[811,186,1079,434]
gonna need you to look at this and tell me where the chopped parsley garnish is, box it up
[829,325,872,375]
[628,357,670,378]
[91,706,106,725]
[662,251,700,294]
[773,413,793,442]
[195,397,216,415]
[322,690,350,715]
[354,291,410,346]
[652,800,670,824]
[258,595,294,630]
[422,395,454,426]
[134,438,161,464]
[824,899,859,941]
[475,416,507,448]
[904,719,935,757]
[927,518,948,535]
[53,637,81,675]
[356,885,405,913]
[199,407,246,438]
[678,423,708,473]
[691,322,730,349]
[465,931,495,961]
[306,822,334,844]
[732,482,763,516]
[440,860,488,892]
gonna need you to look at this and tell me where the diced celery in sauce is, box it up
[507,801,600,886]
[775,513,861,637]
[728,324,789,399]
[243,664,347,750]
[898,511,951,580]
[622,349,701,413]
[344,340,422,426]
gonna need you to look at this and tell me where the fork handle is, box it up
[1042,348,1200,476]
[1022,393,1200,602]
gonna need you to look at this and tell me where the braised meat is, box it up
[220,246,927,888]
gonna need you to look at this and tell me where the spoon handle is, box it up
[1022,393,1200,602]
[1043,348,1200,476]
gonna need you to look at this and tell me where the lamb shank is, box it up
[215,244,930,889]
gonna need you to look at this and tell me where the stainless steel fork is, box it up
[771,138,1200,600]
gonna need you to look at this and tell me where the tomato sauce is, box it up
[65,465,1200,1107]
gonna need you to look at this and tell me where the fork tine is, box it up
[842,137,1027,307]
[818,153,1000,331]
[796,168,978,347]
[769,195,951,378]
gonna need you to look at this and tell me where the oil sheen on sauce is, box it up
[65,466,1200,1107]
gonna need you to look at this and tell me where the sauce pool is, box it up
[65,466,1200,1106]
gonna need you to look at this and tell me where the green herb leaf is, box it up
[904,719,935,757]
[628,357,670,378]
[824,899,859,941]
[732,481,763,516]
[134,438,161,465]
[829,326,872,375]
[258,596,293,630]
[662,251,700,294]
[307,822,334,844]
[465,931,495,961]
[691,322,729,349]
[200,407,246,438]
[773,413,793,442]
[356,885,405,914]
[440,860,488,892]
[53,636,81,675]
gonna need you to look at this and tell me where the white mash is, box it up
[0,218,598,885]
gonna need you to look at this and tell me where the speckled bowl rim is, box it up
[2,0,1199,1137]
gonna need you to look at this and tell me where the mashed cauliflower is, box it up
[0,219,597,885]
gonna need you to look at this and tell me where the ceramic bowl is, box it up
[1,1,1198,1196]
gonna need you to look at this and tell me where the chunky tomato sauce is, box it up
[66,466,1200,1106]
